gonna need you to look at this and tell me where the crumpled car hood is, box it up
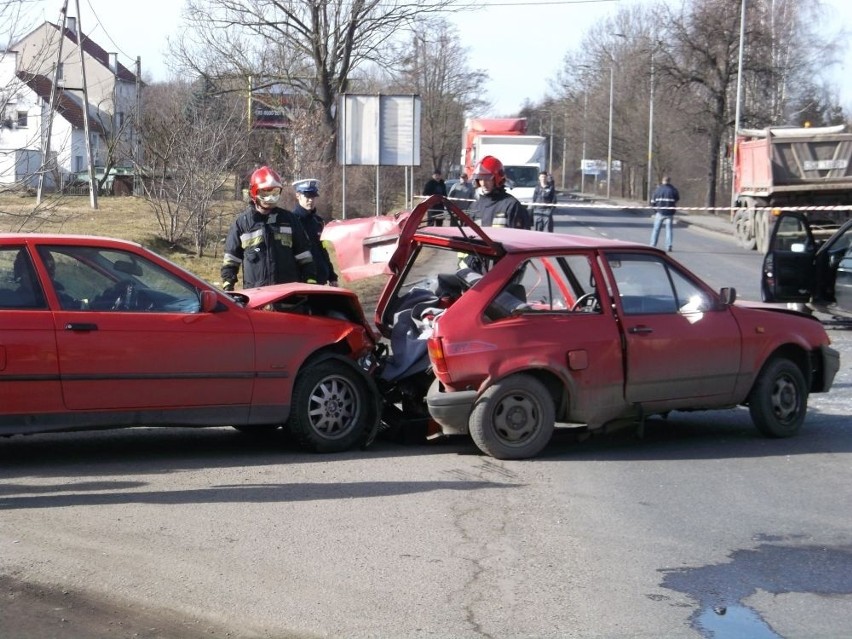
[235,282,359,309]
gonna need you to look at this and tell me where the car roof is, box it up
[413,226,644,253]
[0,233,143,249]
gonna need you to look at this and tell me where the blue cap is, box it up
[293,178,319,196]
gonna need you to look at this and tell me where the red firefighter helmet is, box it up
[249,166,283,207]
[472,155,506,188]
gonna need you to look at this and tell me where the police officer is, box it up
[221,166,316,290]
[292,178,338,286]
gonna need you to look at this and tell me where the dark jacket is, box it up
[423,177,448,222]
[531,182,557,216]
[468,189,531,229]
[293,203,337,285]
[423,177,447,199]
[650,182,680,216]
[221,204,316,288]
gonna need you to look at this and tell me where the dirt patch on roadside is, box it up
[0,575,278,639]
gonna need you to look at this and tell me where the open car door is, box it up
[761,211,817,303]
[815,218,852,315]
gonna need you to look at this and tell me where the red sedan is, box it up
[0,234,380,452]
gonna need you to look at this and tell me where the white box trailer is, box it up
[471,135,547,202]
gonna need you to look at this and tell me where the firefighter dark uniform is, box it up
[469,189,531,229]
[221,205,317,289]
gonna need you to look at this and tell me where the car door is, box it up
[44,245,256,412]
[814,219,852,313]
[603,251,741,403]
[0,245,63,423]
[762,211,817,303]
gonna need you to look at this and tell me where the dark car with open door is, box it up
[762,211,852,319]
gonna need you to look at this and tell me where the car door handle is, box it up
[628,325,653,334]
[65,323,99,332]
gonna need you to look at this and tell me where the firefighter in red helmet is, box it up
[468,155,531,229]
[221,165,317,290]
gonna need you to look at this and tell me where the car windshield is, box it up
[504,166,539,188]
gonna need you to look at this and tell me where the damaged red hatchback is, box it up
[0,234,380,452]
[325,197,840,459]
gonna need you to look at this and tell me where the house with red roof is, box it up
[1,16,140,190]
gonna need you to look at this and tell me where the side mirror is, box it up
[200,290,219,313]
[719,287,737,306]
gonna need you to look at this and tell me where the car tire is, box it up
[469,374,555,459]
[748,357,808,438]
[288,358,375,453]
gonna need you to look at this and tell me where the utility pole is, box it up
[134,56,141,195]
[36,0,69,205]
[74,0,98,209]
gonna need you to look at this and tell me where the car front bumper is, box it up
[816,344,841,393]
[425,378,477,436]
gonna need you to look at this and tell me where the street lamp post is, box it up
[606,65,613,199]
[647,49,655,199]
[581,92,587,195]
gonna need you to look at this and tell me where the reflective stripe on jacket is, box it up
[221,204,317,288]
[468,189,531,229]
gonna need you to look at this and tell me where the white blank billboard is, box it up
[338,94,421,166]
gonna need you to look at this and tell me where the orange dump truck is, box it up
[732,125,852,253]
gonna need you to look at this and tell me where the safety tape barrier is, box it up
[417,195,852,214]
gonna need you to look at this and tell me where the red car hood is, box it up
[237,282,344,308]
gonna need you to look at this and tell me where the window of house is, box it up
[16,111,28,128]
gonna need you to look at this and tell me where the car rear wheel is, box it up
[469,374,555,460]
[748,357,808,438]
[288,359,375,453]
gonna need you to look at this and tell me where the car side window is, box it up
[485,255,601,320]
[38,246,202,313]
[0,248,47,309]
[606,252,712,315]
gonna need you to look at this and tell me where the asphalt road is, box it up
[2,205,850,639]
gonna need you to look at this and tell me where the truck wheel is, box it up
[469,374,555,459]
[748,357,808,438]
[755,211,770,254]
[734,210,756,250]
[288,359,376,453]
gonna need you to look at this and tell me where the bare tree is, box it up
[387,18,488,179]
[138,79,248,255]
[174,0,455,167]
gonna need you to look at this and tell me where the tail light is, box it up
[427,336,449,377]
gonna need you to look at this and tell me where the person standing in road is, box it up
[291,178,338,287]
[531,170,557,232]
[422,169,448,226]
[221,165,317,290]
[649,175,680,252]
[468,155,531,229]
[448,173,475,210]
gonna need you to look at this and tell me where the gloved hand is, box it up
[222,281,235,292]
[328,280,339,287]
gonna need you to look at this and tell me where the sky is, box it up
[20,0,852,115]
